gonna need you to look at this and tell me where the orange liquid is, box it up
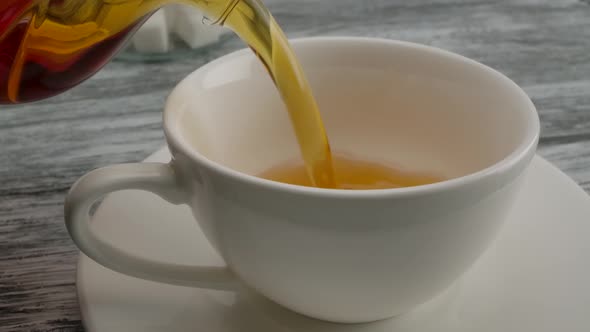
[260,155,443,190]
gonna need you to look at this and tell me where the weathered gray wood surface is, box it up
[1,0,589,330]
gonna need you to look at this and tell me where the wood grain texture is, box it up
[1,0,589,330]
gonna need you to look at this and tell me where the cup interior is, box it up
[167,38,538,182]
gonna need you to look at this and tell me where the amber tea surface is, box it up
[260,155,443,190]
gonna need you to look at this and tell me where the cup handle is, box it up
[65,162,237,290]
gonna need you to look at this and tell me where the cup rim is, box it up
[164,36,540,198]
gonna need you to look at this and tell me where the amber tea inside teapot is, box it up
[0,0,254,103]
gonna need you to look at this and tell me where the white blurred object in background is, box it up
[131,6,229,54]
[132,10,170,53]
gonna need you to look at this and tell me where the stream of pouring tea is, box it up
[0,0,335,187]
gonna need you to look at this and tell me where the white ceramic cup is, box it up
[65,37,540,323]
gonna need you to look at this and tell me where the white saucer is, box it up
[77,147,590,332]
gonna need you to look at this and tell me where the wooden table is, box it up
[1,1,589,330]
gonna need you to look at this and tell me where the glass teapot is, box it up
[0,0,242,104]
